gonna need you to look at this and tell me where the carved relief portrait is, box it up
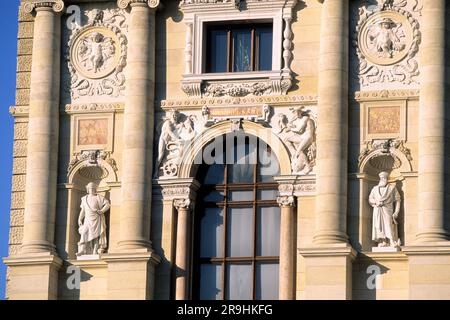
[78,119,109,146]
[71,27,120,80]
[368,106,400,135]
[358,11,412,66]
[354,1,421,87]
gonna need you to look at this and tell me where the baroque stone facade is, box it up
[3,0,450,300]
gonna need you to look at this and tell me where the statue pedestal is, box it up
[76,254,100,261]
[372,246,401,253]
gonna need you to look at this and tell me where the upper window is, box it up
[206,23,273,73]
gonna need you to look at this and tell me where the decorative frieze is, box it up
[64,103,124,114]
[160,94,318,111]
[354,89,420,101]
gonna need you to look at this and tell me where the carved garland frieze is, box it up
[66,8,128,100]
[354,0,421,87]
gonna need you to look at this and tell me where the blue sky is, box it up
[0,0,20,300]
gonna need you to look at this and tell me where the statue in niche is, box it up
[369,171,401,248]
[76,182,110,256]
[272,107,316,175]
[155,109,196,177]
[369,17,406,59]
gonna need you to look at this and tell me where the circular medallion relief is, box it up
[358,11,413,66]
[70,26,121,79]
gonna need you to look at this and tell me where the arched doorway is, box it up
[191,133,281,300]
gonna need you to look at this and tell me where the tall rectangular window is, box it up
[206,23,273,73]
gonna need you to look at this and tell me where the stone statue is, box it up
[155,110,196,177]
[77,182,110,256]
[369,171,401,248]
[369,17,405,58]
[272,107,316,175]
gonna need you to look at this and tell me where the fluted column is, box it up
[314,0,349,244]
[174,199,191,300]
[416,0,449,243]
[21,0,64,254]
[117,0,159,250]
[277,196,296,300]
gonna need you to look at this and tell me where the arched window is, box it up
[192,134,281,300]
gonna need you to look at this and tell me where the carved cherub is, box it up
[79,32,115,74]
[369,17,406,58]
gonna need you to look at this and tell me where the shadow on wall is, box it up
[353,253,390,300]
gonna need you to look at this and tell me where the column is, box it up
[3,0,64,300]
[173,199,191,300]
[416,0,449,242]
[174,199,191,300]
[117,0,159,250]
[277,196,296,300]
[21,0,64,254]
[314,0,349,244]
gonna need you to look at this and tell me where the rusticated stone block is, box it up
[18,22,34,39]
[16,72,31,89]
[12,175,26,192]
[13,158,27,174]
[10,192,25,210]
[17,39,33,55]
[14,122,28,140]
[13,140,27,157]
[9,226,24,245]
[17,55,32,72]
[15,88,30,106]
[10,209,24,227]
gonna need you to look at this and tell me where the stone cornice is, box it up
[159,94,318,111]
[354,89,420,102]
[23,0,65,14]
[179,0,297,13]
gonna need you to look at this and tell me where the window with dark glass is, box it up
[192,134,281,300]
[206,23,273,73]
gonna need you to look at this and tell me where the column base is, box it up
[3,252,62,300]
[415,229,449,243]
[103,251,161,300]
[313,231,349,245]
[116,239,153,251]
[20,240,56,254]
[403,245,450,299]
[299,244,356,300]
